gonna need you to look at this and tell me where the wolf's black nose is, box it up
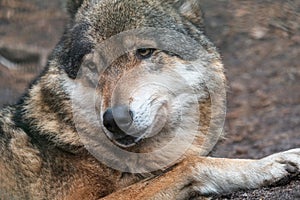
[103,106,134,140]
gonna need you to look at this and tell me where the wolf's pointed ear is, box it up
[173,0,204,29]
[67,0,85,17]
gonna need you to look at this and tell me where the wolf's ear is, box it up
[67,0,85,17]
[173,0,204,30]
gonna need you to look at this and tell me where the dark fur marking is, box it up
[58,22,94,79]
[12,100,81,154]
[11,105,49,149]
[67,0,84,17]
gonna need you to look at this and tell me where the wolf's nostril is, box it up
[103,106,134,136]
[129,110,134,121]
[103,108,118,133]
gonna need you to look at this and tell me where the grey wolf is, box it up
[0,0,299,199]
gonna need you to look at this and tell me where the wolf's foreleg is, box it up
[101,148,300,200]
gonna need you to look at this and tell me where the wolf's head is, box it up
[25,0,226,172]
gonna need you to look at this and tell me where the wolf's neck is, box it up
[15,73,84,153]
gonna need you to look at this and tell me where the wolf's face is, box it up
[55,0,225,162]
[98,46,205,149]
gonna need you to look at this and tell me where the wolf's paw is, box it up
[273,148,300,173]
[261,148,300,185]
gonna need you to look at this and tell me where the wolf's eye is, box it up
[136,48,155,60]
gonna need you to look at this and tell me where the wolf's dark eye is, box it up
[136,48,155,60]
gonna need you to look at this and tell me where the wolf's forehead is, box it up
[78,0,179,38]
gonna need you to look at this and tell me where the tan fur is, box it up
[0,0,299,199]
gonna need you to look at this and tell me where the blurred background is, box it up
[0,0,299,199]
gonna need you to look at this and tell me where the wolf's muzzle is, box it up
[103,106,137,147]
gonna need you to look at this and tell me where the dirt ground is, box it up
[0,0,299,199]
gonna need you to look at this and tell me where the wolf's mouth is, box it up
[105,128,148,148]
[105,127,143,148]
[115,135,139,148]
